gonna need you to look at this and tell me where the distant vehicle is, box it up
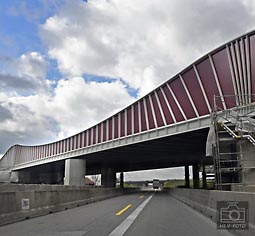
[153,179,160,189]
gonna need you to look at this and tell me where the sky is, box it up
[0,0,255,181]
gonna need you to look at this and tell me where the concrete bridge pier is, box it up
[202,164,207,189]
[64,159,86,186]
[10,170,33,183]
[184,165,190,188]
[101,167,116,188]
[192,164,200,189]
[120,172,124,188]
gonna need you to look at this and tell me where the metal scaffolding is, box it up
[212,95,255,191]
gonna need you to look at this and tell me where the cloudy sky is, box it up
[0,0,255,180]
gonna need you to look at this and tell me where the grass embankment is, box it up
[163,179,215,189]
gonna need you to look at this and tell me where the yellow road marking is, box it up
[139,195,144,199]
[116,204,132,216]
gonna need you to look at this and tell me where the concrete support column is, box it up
[192,164,200,189]
[202,164,207,189]
[64,159,86,186]
[120,172,124,189]
[10,171,31,183]
[101,167,116,188]
[184,165,190,188]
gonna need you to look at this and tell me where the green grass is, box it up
[163,179,215,189]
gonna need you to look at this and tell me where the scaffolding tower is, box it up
[212,95,255,191]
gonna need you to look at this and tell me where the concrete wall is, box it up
[237,140,255,185]
[167,188,255,236]
[0,184,139,226]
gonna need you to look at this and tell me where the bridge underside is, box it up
[84,127,210,174]
[13,128,211,185]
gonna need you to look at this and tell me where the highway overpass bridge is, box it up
[1,30,255,189]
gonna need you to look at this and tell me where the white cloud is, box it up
[40,0,255,96]
[0,52,49,94]
[26,76,134,138]
[0,75,134,154]
[18,52,46,80]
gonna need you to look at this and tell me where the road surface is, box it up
[0,191,233,236]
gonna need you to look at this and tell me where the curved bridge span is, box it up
[1,31,255,186]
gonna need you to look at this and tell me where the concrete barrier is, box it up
[167,188,255,236]
[0,184,139,226]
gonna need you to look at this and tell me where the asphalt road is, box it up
[0,191,233,236]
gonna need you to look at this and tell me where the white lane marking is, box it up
[108,194,154,236]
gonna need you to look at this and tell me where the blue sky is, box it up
[0,0,51,57]
[0,0,139,96]
[0,0,254,180]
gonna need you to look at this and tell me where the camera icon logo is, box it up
[220,203,245,223]
[217,201,248,230]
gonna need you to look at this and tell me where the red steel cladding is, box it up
[36,146,39,159]
[212,48,235,109]
[243,37,250,96]
[51,144,54,156]
[46,145,49,157]
[108,118,113,140]
[196,58,221,108]
[41,145,45,158]
[140,100,147,131]
[151,93,164,127]
[69,136,74,151]
[182,68,209,116]
[103,121,107,142]
[37,146,40,159]
[114,115,118,139]
[73,136,75,150]
[57,142,59,154]
[88,129,91,146]
[162,84,184,122]
[46,145,48,156]
[54,143,57,155]
[232,42,244,100]
[156,89,174,124]
[49,144,52,156]
[145,97,155,129]
[60,141,63,153]
[65,139,68,152]
[74,136,77,149]
[53,143,56,155]
[120,111,125,137]
[250,34,255,99]
[79,133,82,148]
[170,77,196,119]
[68,138,71,151]
[127,107,132,135]
[66,139,68,152]
[236,41,246,96]
[98,125,101,143]
[93,127,97,144]
[83,131,87,147]
[134,103,139,133]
